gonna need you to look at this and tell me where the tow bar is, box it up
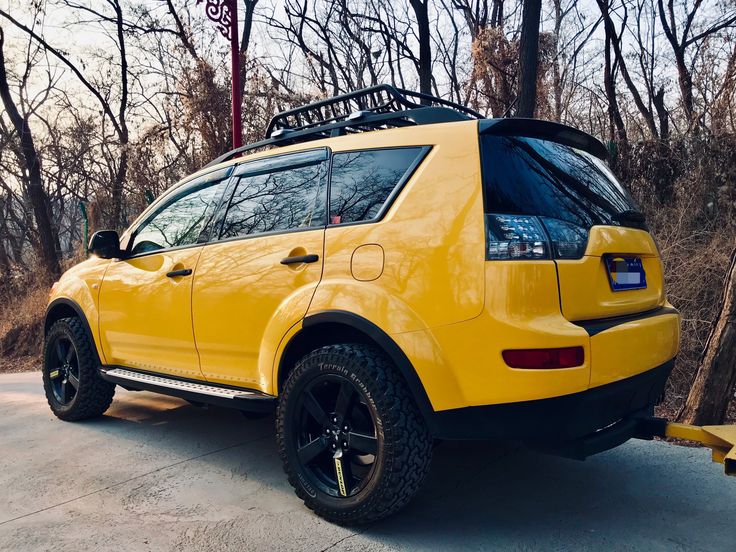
[637,417,736,476]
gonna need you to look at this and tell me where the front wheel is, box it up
[276,343,433,525]
[43,317,116,421]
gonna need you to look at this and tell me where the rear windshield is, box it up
[481,135,639,228]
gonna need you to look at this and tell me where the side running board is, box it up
[100,368,276,413]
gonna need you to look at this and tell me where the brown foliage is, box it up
[617,136,736,421]
[0,276,47,372]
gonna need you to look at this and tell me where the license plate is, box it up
[605,255,647,291]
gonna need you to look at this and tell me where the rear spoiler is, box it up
[479,119,608,161]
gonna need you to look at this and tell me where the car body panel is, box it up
[308,121,486,334]
[556,226,665,321]
[419,261,591,410]
[192,228,325,391]
[47,256,110,363]
[97,247,205,380]
[588,306,680,388]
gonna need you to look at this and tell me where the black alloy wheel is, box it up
[295,374,379,498]
[48,336,80,406]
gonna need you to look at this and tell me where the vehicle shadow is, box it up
[89,391,735,551]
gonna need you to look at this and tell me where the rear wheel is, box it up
[277,343,433,525]
[43,318,115,421]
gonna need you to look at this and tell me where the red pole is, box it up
[230,0,242,149]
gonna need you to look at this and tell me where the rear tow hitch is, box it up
[636,417,736,476]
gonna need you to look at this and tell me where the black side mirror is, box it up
[89,230,122,259]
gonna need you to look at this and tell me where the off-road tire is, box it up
[43,317,116,421]
[277,343,433,525]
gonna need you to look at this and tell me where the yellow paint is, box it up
[556,227,664,321]
[48,118,681,419]
[192,229,324,390]
[665,422,736,476]
[588,305,680,388]
[98,248,206,380]
[350,244,384,282]
[334,456,347,496]
[47,256,110,363]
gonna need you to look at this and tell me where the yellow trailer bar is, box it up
[638,417,736,476]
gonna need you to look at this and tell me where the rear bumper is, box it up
[428,359,674,452]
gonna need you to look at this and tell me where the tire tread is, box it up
[43,317,115,421]
[276,343,432,525]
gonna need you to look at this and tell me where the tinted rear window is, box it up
[329,147,424,225]
[481,135,639,228]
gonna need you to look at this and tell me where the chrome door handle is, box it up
[280,254,319,265]
[166,268,192,278]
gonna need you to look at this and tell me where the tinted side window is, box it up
[329,147,424,225]
[129,180,224,255]
[219,162,326,239]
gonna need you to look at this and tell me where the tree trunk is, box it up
[516,0,542,118]
[679,248,736,425]
[0,28,61,279]
[111,149,128,231]
[652,86,670,142]
[603,33,627,142]
[409,0,432,98]
[238,0,259,98]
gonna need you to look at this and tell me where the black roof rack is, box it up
[205,84,482,168]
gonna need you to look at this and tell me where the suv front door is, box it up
[191,149,328,390]
[98,169,230,380]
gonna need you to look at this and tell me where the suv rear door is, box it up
[481,131,664,321]
[481,126,677,386]
[191,149,328,389]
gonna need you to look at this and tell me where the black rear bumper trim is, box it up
[572,306,678,337]
[429,359,675,452]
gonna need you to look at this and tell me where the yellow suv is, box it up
[44,85,680,524]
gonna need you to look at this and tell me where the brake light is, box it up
[486,214,548,260]
[502,347,584,369]
[485,214,588,260]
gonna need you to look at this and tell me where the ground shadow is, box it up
[82,390,736,550]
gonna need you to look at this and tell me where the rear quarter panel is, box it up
[308,120,486,334]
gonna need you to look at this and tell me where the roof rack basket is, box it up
[265,84,482,138]
[205,84,482,168]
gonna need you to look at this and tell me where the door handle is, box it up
[166,268,192,278]
[280,254,319,265]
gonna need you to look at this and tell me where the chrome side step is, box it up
[100,367,275,412]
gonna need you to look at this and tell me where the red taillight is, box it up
[502,347,584,369]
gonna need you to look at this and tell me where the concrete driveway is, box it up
[1,371,735,552]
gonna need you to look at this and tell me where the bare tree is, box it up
[657,0,736,131]
[516,0,541,117]
[0,27,60,279]
[0,2,132,230]
[597,0,660,139]
[679,248,736,424]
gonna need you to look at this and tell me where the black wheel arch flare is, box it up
[285,311,437,428]
[45,298,102,365]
